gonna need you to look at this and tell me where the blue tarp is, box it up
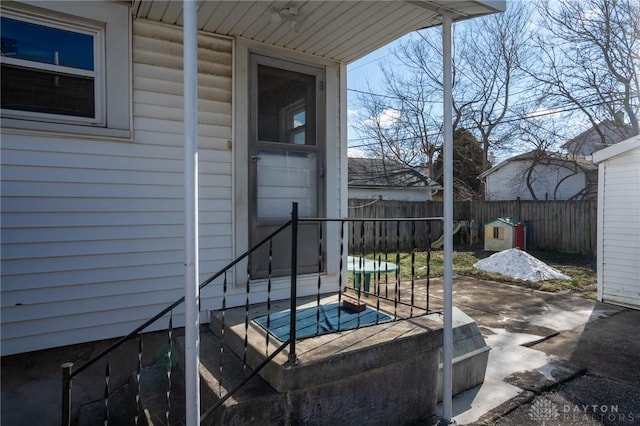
[253,302,391,342]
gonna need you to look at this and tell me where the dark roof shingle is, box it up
[348,158,440,188]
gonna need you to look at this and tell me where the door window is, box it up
[249,55,325,277]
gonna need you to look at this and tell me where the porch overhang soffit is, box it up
[132,0,505,63]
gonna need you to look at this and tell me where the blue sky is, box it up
[342,0,611,164]
[346,37,407,156]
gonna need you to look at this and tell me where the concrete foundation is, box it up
[431,307,491,401]
[0,297,488,426]
[203,296,489,425]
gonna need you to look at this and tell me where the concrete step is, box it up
[173,330,285,426]
[207,301,446,425]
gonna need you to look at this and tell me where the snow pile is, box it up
[473,248,570,282]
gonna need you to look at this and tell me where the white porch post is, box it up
[441,12,454,423]
[183,0,200,424]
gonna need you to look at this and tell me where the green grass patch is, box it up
[362,248,596,293]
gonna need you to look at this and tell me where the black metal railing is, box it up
[62,202,441,425]
[61,212,296,425]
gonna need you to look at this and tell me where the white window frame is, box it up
[279,99,307,145]
[1,10,105,125]
[1,1,131,138]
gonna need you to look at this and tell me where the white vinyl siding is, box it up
[0,19,233,355]
[1,16,349,355]
[599,148,640,309]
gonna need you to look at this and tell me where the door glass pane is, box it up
[257,64,316,145]
[257,149,318,219]
[291,110,306,144]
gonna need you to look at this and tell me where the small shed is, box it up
[593,135,640,310]
[484,217,526,252]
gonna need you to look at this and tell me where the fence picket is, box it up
[348,199,597,254]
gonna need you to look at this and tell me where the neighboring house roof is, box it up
[561,120,631,156]
[348,157,441,189]
[478,150,597,180]
[592,134,640,163]
[484,217,518,227]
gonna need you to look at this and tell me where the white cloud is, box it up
[347,147,368,158]
[364,108,401,128]
[582,8,601,22]
[531,108,555,118]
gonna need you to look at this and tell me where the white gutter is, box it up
[441,12,454,423]
[183,1,200,425]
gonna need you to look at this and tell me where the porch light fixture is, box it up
[271,6,303,34]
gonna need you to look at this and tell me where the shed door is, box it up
[248,54,325,278]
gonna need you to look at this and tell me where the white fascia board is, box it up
[592,135,640,163]
[473,0,507,13]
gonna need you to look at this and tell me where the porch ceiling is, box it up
[132,1,505,63]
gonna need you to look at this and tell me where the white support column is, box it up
[183,1,200,424]
[441,12,454,424]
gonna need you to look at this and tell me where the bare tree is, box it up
[531,0,640,150]
[353,1,535,179]
[352,69,442,178]
[453,1,534,171]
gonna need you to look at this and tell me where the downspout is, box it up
[183,1,200,425]
[441,12,454,423]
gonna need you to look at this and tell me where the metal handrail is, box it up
[199,339,290,422]
[61,219,294,424]
[67,220,293,380]
[62,207,441,424]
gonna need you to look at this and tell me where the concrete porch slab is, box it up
[209,294,444,393]
[208,294,446,424]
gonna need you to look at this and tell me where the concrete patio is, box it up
[2,275,639,425]
[423,276,640,425]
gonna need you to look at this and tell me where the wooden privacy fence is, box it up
[348,199,597,255]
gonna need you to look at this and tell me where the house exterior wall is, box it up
[0,17,344,355]
[348,187,434,202]
[596,143,640,309]
[484,161,587,201]
[1,18,232,355]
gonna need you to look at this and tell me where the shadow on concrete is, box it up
[1,330,175,426]
[532,305,640,386]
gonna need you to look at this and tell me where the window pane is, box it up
[293,111,305,128]
[257,149,318,219]
[257,64,316,145]
[292,131,305,145]
[1,17,94,70]
[1,64,94,117]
